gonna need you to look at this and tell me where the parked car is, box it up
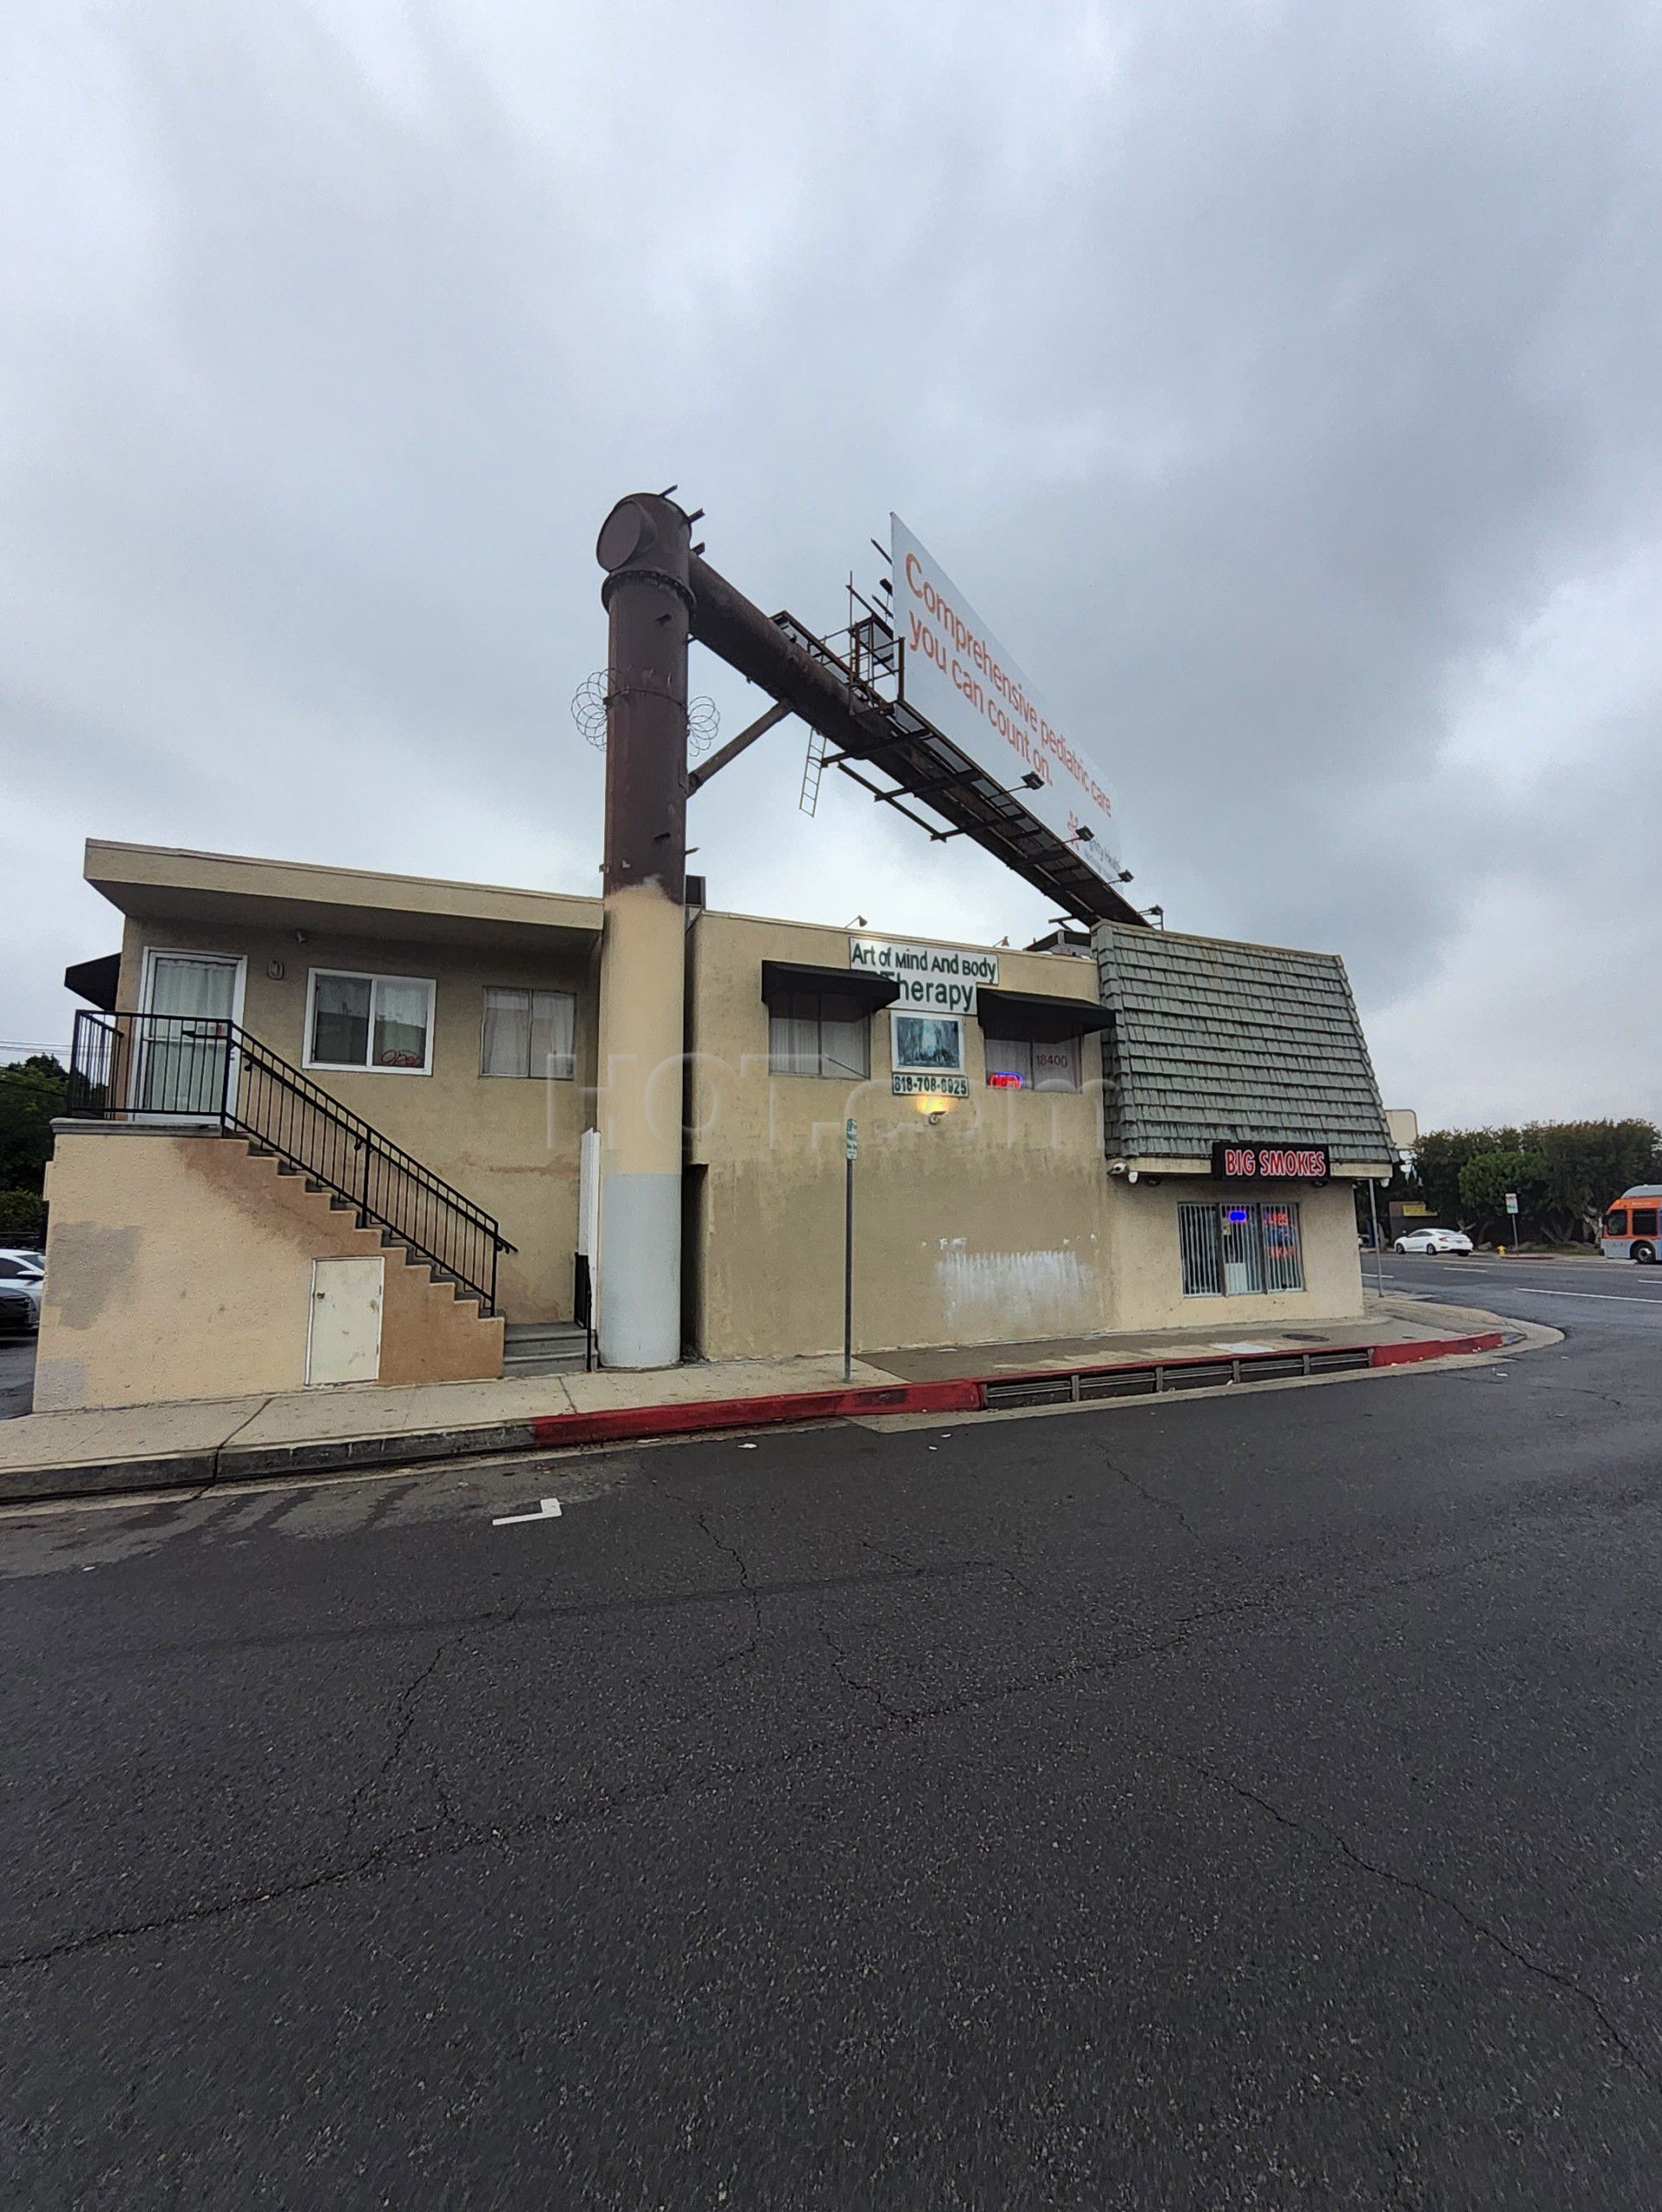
[0,1248,44,1273]
[0,1254,41,1333]
[1393,1228,1474,1255]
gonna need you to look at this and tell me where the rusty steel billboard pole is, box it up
[589,487,1144,1367]
[593,493,692,1369]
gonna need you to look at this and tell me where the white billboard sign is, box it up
[891,516,1122,888]
[848,936,997,1016]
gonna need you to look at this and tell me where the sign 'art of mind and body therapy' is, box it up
[850,937,995,1100]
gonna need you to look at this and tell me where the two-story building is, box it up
[36,838,1395,1410]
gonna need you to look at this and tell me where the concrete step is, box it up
[502,1320,589,1376]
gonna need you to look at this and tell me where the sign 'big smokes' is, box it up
[1211,1142,1333,1184]
[891,517,1122,890]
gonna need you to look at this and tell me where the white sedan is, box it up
[0,1250,41,1333]
[1393,1228,1474,1255]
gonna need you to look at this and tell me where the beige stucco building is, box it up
[37,839,1395,1410]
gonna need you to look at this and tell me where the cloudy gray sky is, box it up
[4,0,1661,1129]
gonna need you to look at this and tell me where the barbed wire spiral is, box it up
[571,670,721,758]
[686,696,720,756]
[571,670,613,750]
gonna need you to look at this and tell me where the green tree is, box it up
[1530,1120,1661,1242]
[0,1190,47,1243]
[1458,1148,1548,1241]
[1409,1127,1520,1226]
[0,1056,67,1193]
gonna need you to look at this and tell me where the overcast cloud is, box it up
[4,0,1661,1128]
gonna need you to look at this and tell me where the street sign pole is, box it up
[1506,1190,1519,1252]
[844,1118,857,1382]
[1367,1179,1386,1295]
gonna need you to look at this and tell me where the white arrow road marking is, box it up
[493,1497,564,1526]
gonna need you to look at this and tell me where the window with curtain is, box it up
[307,971,435,1072]
[983,1033,1081,1091]
[481,987,576,1078]
[767,990,869,1078]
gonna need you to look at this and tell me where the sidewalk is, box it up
[0,1294,1519,1509]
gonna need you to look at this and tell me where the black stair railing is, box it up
[67,1009,514,1314]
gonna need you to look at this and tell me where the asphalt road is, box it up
[1377,1246,1662,1315]
[3,1269,1660,2209]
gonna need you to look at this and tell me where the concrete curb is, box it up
[0,1331,1511,1510]
[1369,1332,1505,1366]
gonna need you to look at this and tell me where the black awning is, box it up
[760,960,902,1011]
[977,985,1113,1042]
[65,952,121,1013]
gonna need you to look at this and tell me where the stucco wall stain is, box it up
[41,1225,140,1330]
[934,1245,1095,1342]
[39,1128,501,1407]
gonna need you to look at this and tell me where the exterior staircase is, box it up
[502,1320,589,1377]
[258,1150,490,1309]
[67,1006,515,1313]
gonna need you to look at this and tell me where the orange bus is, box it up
[1601,1185,1662,1263]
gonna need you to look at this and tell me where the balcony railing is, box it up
[67,1009,513,1315]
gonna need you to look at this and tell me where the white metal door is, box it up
[306,1256,384,1385]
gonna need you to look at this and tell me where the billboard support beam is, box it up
[681,550,1143,929]
[687,700,791,794]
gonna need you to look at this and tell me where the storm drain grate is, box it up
[984,1375,1078,1409]
[1162,1360,1238,1391]
[981,1342,1376,1412]
[1078,1370,1161,1401]
[1308,1346,1372,1374]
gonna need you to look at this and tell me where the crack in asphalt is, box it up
[859,1534,1028,1593]
[649,1478,765,1669]
[0,1536,1575,1979]
[1164,1748,1659,2093]
[693,1509,763,1669]
[1096,1443,1208,1548]
[816,1620,914,1724]
[335,1636,452,1852]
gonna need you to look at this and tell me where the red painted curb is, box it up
[529,1376,984,1448]
[1369,1332,1505,1366]
[524,1334,1510,1451]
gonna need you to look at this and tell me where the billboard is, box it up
[891,517,1122,888]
